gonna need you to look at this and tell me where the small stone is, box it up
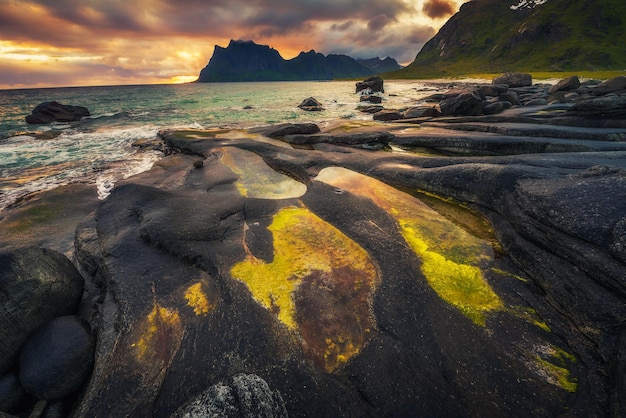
[193,160,204,169]
[0,372,28,414]
[19,316,95,400]
[373,110,404,121]
[298,97,324,111]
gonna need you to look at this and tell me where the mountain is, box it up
[197,40,396,82]
[357,57,403,73]
[390,0,626,78]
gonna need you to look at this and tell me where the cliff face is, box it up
[197,40,399,82]
[393,0,626,77]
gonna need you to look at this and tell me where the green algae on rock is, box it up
[315,166,503,326]
[220,147,306,199]
[230,206,379,372]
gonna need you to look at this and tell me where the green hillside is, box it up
[389,0,626,78]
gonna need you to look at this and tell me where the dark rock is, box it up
[25,101,90,124]
[251,123,321,138]
[524,98,549,106]
[284,131,394,150]
[493,73,532,88]
[173,374,287,418]
[360,95,383,104]
[19,316,95,400]
[0,248,84,374]
[594,76,626,96]
[42,399,66,418]
[356,76,384,93]
[298,97,324,111]
[372,110,404,121]
[483,101,513,115]
[477,84,508,98]
[0,372,29,414]
[439,90,484,116]
[548,76,581,94]
[403,106,441,119]
[193,160,204,169]
[498,90,521,106]
[567,95,626,119]
[357,105,384,114]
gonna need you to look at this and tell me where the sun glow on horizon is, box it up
[170,75,198,84]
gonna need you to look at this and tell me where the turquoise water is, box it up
[0,81,442,211]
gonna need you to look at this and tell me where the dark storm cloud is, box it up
[0,0,414,42]
[422,0,457,19]
[367,14,393,31]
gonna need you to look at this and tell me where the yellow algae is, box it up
[509,306,552,332]
[132,304,182,361]
[316,167,503,326]
[532,344,578,392]
[219,147,306,199]
[491,268,529,283]
[231,206,379,371]
[184,282,214,316]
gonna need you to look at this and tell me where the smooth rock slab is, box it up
[0,247,84,374]
[19,316,95,400]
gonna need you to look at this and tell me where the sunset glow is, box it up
[0,0,464,89]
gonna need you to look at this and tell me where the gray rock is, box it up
[548,76,581,94]
[173,374,287,418]
[0,248,84,374]
[439,90,484,116]
[356,76,384,93]
[498,90,521,106]
[568,95,626,119]
[594,76,626,96]
[25,101,90,124]
[357,104,384,114]
[19,316,95,400]
[477,84,508,98]
[284,131,394,150]
[524,98,548,106]
[297,97,324,111]
[492,73,532,87]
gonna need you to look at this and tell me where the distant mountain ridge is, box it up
[196,40,402,82]
[391,0,626,78]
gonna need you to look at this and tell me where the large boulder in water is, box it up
[25,101,90,124]
[356,76,384,93]
[19,316,95,400]
[297,97,324,111]
[0,247,85,374]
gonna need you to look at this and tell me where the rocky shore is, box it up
[1,73,625,417]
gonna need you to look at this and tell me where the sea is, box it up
[0,80,450,213]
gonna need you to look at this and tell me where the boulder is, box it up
[439,90,484,116]
[593,76,626,96]
[251,123,321,138]
[298,97,324,111]
[360,95,383,104]
[477,84,508,98]
[548,76,581,94]
[19,316,95,400]
[498,90,521,106]
[492,73,532,88]
[25,101,90,124]
[373,110,404,121]
[357,105,384,114]
[483,101,513,115]
[356,76,384,93]
[172,374,287,418]
[0,248,85,374]
[0,372,28,414]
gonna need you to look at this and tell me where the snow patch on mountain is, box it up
[511,0,548,10]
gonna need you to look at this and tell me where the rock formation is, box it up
[25,101,90,124]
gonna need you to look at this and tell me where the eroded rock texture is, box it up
[63,115,626,418]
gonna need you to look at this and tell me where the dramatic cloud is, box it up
[422,0,457,19]
[0,0,464,88]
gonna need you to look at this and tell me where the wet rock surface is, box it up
[2,74,626,417]
[25,101,90,124]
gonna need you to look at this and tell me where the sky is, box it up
[0,0,464,89]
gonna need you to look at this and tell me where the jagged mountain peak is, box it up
[510,0,548,10]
